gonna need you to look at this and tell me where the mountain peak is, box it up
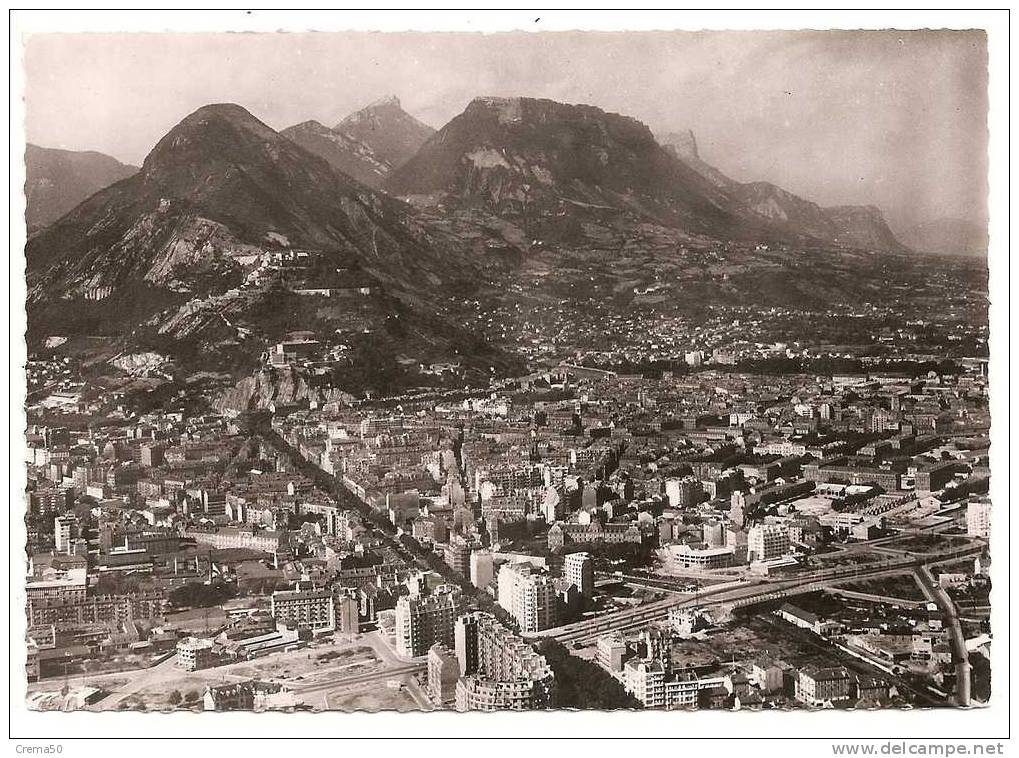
[281,118,392,188]
[182,103,271,129]
[386,95,758,240]
[336,96,435,169]
[142,103,280,175]
[659,129,699,162]
[367,94,401,109]
[285,119,331,133]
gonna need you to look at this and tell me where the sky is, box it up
[24,30,988,233]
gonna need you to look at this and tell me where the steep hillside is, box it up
[387,97,780,243]
[336,95,435,169]
[25,103,507,391]
[25,144,137,230]
[825,205,912,254]
[658,130,909,253]
[280,120,392,188]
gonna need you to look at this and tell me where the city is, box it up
[25,329,991,711]
[18,23,995,723]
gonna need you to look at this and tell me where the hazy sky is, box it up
[24,30,987,232]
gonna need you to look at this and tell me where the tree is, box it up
[168,580,237,608]
[537,639,642,710]
[167,690,183,707]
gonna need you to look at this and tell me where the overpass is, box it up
[530,543,983,644]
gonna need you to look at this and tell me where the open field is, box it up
[321,680,425,712]
[840,575,927,602]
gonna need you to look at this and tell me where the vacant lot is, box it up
[842,575,927,602]
[322,681,424,712]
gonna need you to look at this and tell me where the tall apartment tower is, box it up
[966,498,991,539]
[747,523,790,563]
[395,585,464,658]
[469,549,495,590]
[54,514,79,554]
[564,552,594,599]
[497,562,557,634]
[452,612,555,711]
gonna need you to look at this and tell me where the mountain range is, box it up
[25,144,137,230]
[27,103,434,297]
[657,130,910,253]
[386,96,772,242]
[24,94,982,404]
[279,96,435,189]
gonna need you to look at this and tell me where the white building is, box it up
[54,514,79,554]
[176,637,216,671]
[747,523,791,563]
[497,562,557,634]
[564,552,594,598]
[966,498,991,539]
[669,544,736,569]
[665,477,702,508]
[395,585,464,658]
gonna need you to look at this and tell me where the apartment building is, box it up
[270,585,336,634]
[176,637,216,671]
[747,523,791,563]
[452,611,554,711]
[966,498,991,539]
[497,562,557,634]
[395,585,464,658]
[564,552,594,598]
[795,665,854,705]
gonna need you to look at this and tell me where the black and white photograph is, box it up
[7,8,1011,751]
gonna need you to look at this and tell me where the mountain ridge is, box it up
[280,119,392,188]
[28,102,432,296]
[336,95,435,169]
[657,130,911,253]
[25,143,138,231]
[386,96,792,245]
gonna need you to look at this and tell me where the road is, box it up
[914,565,971,706]
[532,543,984,644]
[292,661,427,696]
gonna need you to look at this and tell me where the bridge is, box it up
[529,542,984,644]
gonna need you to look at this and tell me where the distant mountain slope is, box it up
[898,218,988,258]
[336,95,435,169]
[25,143,137,230]
[824,205,912,254]
[731,182,840,243]
[387,96,783,243]
[658,130,910,253]
[658,129,736,190]
[280,120,392,189]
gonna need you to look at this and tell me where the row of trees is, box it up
[537,639,642,710]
